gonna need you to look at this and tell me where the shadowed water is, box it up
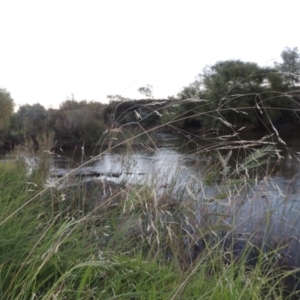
[47,131,300,270]
[2,131,300,272]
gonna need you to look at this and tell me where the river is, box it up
[47,130,300,266]
[1,130,300,264]
[45,130,300,181]
[1,130,300,194]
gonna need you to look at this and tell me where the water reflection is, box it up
[52,145,200,190]
[50,132,300,181]
[2,131,300,263]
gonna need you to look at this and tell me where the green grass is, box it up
[1,127,300,299]
[0,155,295,299]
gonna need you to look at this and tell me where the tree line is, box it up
[1,47,300,149]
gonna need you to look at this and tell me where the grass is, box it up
[1,95,300,299]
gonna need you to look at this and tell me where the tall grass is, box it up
[1,93,300,299]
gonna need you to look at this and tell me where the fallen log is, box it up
[51,171,146,178]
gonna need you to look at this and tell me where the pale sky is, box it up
[0,0,299,109]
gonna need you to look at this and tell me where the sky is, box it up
[0,0,299,110]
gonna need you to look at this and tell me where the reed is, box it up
[0,94,300,299]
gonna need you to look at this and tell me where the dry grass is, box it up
[1,94,300,299]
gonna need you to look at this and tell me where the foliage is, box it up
[1,47,300,148]
[1,51,300,300]
[275,47,300,87]
[48,99,106,146]
[174,60,296,130]
[12,103,49,136]
[0,88,14,132]
[107,94,131,102]
[162,78,204,128]
[138,84,153,98]
[103,99,165,128]
[0,129,300,299]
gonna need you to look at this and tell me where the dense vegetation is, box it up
[0,47,300,299]
[0,125,300,299]
[1,47,299,149]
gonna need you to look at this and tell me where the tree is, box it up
[209,61,294,129]
[103,99,163,128]
[178,76,202,100]
[49,99,106,145]
[138,85,153,98]
[275,47,300,87]
[175,60,291,130]
[13,103,49,135]
[0,88,14,132]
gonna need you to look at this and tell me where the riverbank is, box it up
[1,142,300,299]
